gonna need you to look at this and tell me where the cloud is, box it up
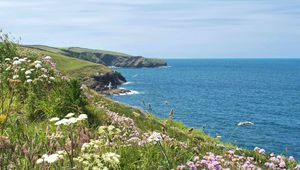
[1,0,300,58]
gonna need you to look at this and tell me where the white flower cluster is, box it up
[81,139,103,152]
[4,55,56,84]
[147,131,163,144]
[36,150,66,164]
[74,151,120,169]
[49,113,88,126]
[101,152,120,165]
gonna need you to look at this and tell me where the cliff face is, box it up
[82,71,126,92]
[63,48,167,68]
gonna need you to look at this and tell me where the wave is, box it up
[122,82,134,85]
[158,66,171,69]
[117,90,141,96]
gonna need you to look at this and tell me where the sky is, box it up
[1,0,300,58]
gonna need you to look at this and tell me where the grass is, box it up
[24,45,112,77]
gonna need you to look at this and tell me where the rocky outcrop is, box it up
[63,49,167,68]
[82,71,126,92]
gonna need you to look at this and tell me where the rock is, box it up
[83,71,126,92]
[63,49,167,68]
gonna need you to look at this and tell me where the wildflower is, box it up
[12,75,19,79]
[12,60,22,65]
[0,114,7,124]
[13,57,19,60]
[176,165,186,170]
[78,114,88,120]
[65,113,75,118]
[45,56,52,60]
[295,164,300,170]
[4,58,10,61]
[258,148,265,154]
[49,117,60,122]
[101,152,120,165]
[25,70,32,75]
[147,131,162,143]
[35,63,42,69]
[279,160,286,168]
[36,158,44,164]
[55,118,69,125]
[41,68,47,72]
[50,76,55,80]
[289,156,295,162]
[34,60,42,64]
[237,121,254,126]
[108,125,115,131]
[26,79,33,83]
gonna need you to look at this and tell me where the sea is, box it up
[111,59,300,159]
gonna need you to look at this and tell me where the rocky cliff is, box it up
[62,47,167,68]
[82,71,127,92]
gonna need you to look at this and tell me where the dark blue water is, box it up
[111,59,300,158]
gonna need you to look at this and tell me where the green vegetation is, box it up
[1,33,299,170]
[24,45,111,77]
[27,45,167,68]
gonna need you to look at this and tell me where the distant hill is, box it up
[26,45,167,68]
[21,46,126,92]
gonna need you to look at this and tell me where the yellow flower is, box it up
[0,114,7,124]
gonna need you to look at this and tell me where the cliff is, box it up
[26,45,167,68]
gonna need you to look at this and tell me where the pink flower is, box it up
[289,156,295,162]
[258,148,265,154]
[254,147,260,151]
[279,161,286,168]
[193,156,199,162]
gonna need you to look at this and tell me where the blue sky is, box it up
[1,0,300,58]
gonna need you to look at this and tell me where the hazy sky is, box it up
[1,0,300,58]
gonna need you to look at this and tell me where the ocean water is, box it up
[111,59,300,158]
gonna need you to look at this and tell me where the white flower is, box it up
[147,131,162,143]
[68,117,79,124]
[21,68,25,71]
[36,158,44,164]
[13,75,19,79]
[44,154,60,163]
[34,60,42,64]
[65,113,75,118]
[13,60,22,65]
[35,63,42,69]
[102,152,120,165]
[26,79,33,83]
[45,56,52,60]
[13,57,19,60]
[50,77,55,80]
[55,118,68,125]
[25,70,32,75]
[19,58,26,62]
[78,114,88,120]
[5,58,11,61]
[49,117,60,122]
[26,76,30,79]
[30,68,35,71]
[41,68,47,72]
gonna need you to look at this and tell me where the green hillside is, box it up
[24,45,111,77]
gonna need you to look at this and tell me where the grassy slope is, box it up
[24,45,111,77]
[28,45,165,66]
